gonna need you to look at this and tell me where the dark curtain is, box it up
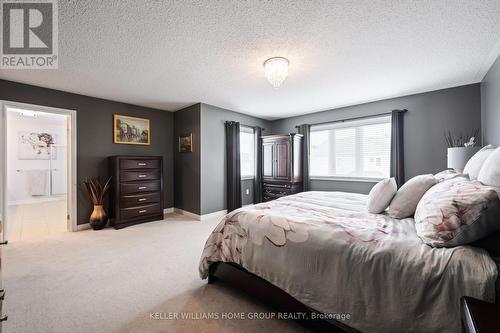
[390,109,407,188]
[296,124,311,191]
[225,121,242,212]
[253,127,263,203]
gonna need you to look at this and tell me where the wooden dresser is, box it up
[109,156,164,229]
[261,134,303,202]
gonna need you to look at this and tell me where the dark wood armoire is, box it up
[261,134,303,201]
[109,156,164,229]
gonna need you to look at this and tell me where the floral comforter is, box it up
[199,191,497,333]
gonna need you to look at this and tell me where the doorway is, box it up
[0,101,77,242]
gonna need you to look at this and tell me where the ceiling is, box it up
[1,0,500,120]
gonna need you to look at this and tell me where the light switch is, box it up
[245,189,249,195]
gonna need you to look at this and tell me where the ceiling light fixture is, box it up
[263,57,289,88]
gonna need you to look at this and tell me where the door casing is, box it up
[0,100,77,240]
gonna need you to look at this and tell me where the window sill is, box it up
[310,176,382,183]
[241,176,255,181]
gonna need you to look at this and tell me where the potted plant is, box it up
[83,176,112,230]
[445,129,480,173]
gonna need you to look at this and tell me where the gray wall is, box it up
[481,54,500,146]
[270,84,482,194]
[0,79,174,225]
[200,103,271,214]
[173,104,201,214]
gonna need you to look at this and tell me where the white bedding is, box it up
[199,191,497,333]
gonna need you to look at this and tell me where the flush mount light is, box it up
[263,57,289,88]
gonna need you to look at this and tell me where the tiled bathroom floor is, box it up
[7,198,67,241]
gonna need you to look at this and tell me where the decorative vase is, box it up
[447,147,480,173]
[89,205,108,230]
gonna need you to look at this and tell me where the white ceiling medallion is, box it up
[263,57,289,88]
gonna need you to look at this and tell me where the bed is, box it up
[199,191,498,333]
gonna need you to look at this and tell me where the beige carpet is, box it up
[3,213,308,333]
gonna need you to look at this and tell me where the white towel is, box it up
[26,170,48,196]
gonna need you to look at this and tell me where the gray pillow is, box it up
[388,174,437,219]
[367,178,397,214]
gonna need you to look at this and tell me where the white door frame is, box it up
[0,100,77,240]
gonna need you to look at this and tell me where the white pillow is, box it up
[388,174,437,219]
[367,178,397,214]
[478,147,500,187]
[463,145,495,180]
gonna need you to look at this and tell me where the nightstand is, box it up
[461,296,500,333]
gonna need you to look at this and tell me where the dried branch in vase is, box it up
[83,176,112,205]
[444,129,479,148]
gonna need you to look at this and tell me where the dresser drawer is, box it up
[120,159,160,170]
[121,192,161,207]
[120,203,162,220]
[120,181,161,194]
[120,170,160,182]
[263,187,291,196]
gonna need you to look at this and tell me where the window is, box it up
[240,126,255,179]
[310,116,391,180]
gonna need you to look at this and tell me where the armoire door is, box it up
[274,141,290,180]
[262,142,274,179]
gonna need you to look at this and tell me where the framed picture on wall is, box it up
[178,133,193,153]
[114,114,150,145]
[18,131,57,160]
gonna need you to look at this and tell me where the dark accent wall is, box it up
[269,84,482,194]
[0,79,174,225]
[173,103,270,215]
[200,103,271,214]
[173,103,201,214]
[481,54,500,146]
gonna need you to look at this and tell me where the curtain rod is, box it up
[295,109,407,128]
[225,121,265,131]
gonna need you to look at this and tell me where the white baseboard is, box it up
[75,208,224,230]
[173,208,227,221]
[174,208,201,220]
[76,223,91,231]
[200,209,227,221]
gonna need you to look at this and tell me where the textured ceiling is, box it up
[1,0,500,120]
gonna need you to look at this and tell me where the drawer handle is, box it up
[138,186,147,190]
[138,210,147,214]
[0,314,7,322]
[138,175,147,178]
[138,163,147,166]
[0,240,7,245]
[138,198,147,202]
[0,289,5,300]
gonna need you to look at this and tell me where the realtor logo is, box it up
[1,0,58,69]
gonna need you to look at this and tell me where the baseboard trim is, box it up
[76,223,91,231]
[200,209,227,221]
[174,208,201,220]
[76,208,224,229]
[173,208,227,221]
[163,207,174,214]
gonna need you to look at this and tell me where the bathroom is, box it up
[4,107,69,241]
